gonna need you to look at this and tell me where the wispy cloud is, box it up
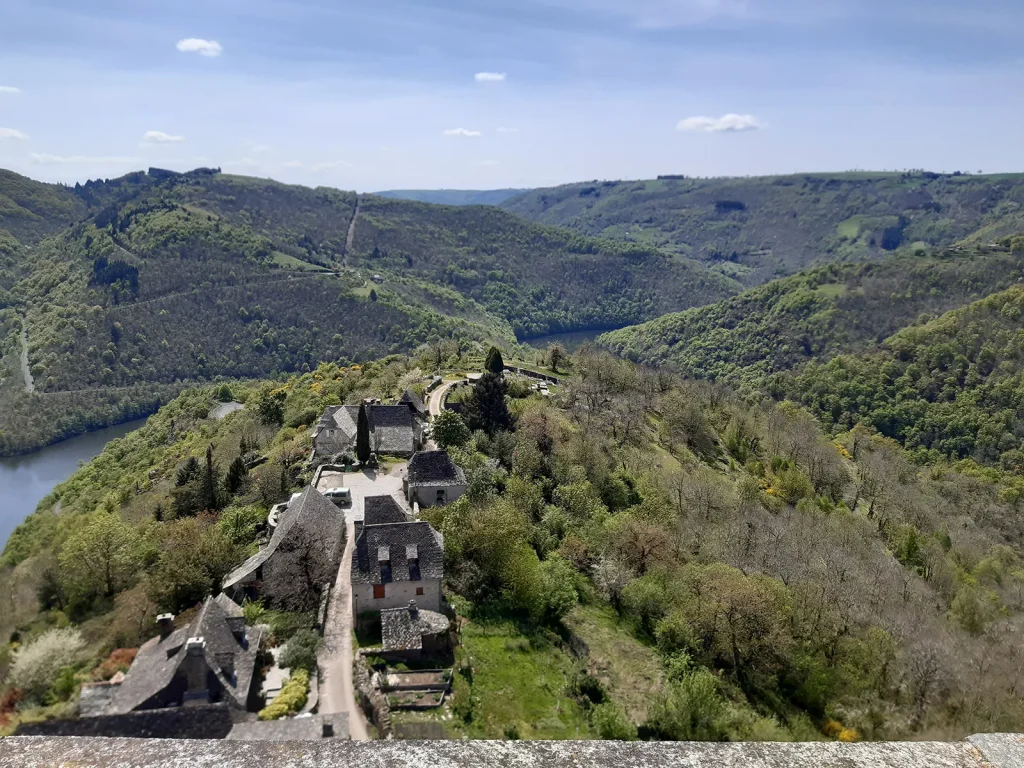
[31,153,140,165]
[475,72,507,82]
[443,128,482,138]
[0,86,20,95]
[0,128,28,140]
[676,113,763,133]
[176,38,223,57]
[143,130,186,144]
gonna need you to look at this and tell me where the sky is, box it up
[0,0,1022,191]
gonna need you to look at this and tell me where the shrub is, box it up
[838,727,861,742]
[93,648,138,681]
[569,668,607,707]
[644,669,724,741]
[278,629,321,672]
[591,702,637,740]
[258,669,309,720]
[7,628,86,701]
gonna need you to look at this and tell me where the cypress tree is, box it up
[485,346,505,375]
[226,456,248,495]
[356,402,371,463]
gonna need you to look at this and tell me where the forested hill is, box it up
[374,188,528,206]
[502,172,1024,285]
[0,167,737,454]
[600,241,1024,387]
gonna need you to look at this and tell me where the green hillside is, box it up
[503,172,1024,285]
[375,188,528,206]
[0,168,737,454]
[600,242,1024,387]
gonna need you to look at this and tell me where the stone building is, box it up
[351,518,444,616]
[404,450,467,508]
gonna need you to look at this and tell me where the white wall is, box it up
[410,484,465,509]
[352,578,441,616]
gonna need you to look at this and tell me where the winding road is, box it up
[20,325,34,393]
[427,379,461,418]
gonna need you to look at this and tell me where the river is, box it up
[521,329,608,352]
[0,417,149,551]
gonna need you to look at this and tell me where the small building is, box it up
[405,451,467,508]
[380,601,450,659]
[222,487,345,610]
[312,404,422,458]
[79,594,262,717]
[352,519,444,616]
[399,389,427,420]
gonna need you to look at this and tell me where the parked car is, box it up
[323,487,352,505]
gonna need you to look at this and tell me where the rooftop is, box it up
[381,601,450,652]
[3,734,1023,767]
[363,495,410,526]
[352,521,444,585]
[407,450,467,487]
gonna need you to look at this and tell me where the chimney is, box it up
[182,637,208,699]
[157,613,175,639]
[408,600,419,619]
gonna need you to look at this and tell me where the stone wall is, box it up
[13,704,233,740]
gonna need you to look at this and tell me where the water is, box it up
[0,418,149,551]
[521,329,608,352]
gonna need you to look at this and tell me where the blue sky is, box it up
[0,0,1022,190]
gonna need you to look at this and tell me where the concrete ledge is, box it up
[1,734,1022,767]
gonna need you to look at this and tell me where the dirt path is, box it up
[344,195,361,265]
[20,324,34,393]
[318,505,370,740]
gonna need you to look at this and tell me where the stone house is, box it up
[79,594,261,717]
[380,601,451,659]
[312,403,423,458]
[222,487,345,610]
[405,450,467,508]
[351,518,444,616]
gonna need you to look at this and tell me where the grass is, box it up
[837,216,863,239]
[270,251,330,272]
[813,283,848,298]
[562,604,664,724]
[451,619,594,739]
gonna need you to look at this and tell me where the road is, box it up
[343,195,361,265]
[427,379,462,418]
[316,468,406,740]
[20,325,33,393]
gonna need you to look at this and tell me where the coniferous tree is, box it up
[202,443,221,511]
[226,456,248,495]
[485,346,505,375]
[466,371,512,435]
[356,402,371,463]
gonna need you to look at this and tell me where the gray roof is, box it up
[352,521,444,585]
[407,451,467,487]
[223,487,343,590]
[5,733,1024,768]
[102,594,261,715]
[314,405,416,455]
[381,602,450,652]
[399,389,427,417]
[363,495,410,526]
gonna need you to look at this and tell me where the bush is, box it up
[93,648,138,681]
[258,668,309,720]
[7,628,86,701]
[591,702,637,740]
[278,629,321,672]
[569,668,606,707]
[643,669,724,741]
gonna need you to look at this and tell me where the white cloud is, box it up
[0,86,20,94]
[443,128,482,138]
[496,126,519,134]
[0,127,28,140]
[475,72,507,82]
[31,153,140,165]
[176,38,223,57]
[676,113,763,133]
[143,130,186,144]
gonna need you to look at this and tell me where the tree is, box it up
[6,628,86,702]
[59,512,146,599]
[356,401,371,463]
[485,345,505,375]
[278,629,321,672]
[547,343,567,373]
[202,443,221,511]
[466,372,512,435]
[432,409,471,449]
[369,288,378,302]
[225,456,248,495]
[147,516,242,613]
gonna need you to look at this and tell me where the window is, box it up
[416,587,424,596]
[373,584,385,599]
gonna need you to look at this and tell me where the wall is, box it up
[353,578,441,615]
[410,484,465,509]
[14,704,233,740]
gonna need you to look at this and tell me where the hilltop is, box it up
[502,172,1024,285]
[374,189,528,206]
[0,168,736,454]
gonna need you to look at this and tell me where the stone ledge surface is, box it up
[0,734,1021,768]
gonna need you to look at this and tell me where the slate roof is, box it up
[223,487,343,590]
[313,405,416,456]
[100,594,261,716]
[407,451,467,487]
[352,521,444,585]
[363,495,410,526]
[399,389,427,417]
[381,602,450,652]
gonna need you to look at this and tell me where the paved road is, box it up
[316,469,406,739]
[427,379,462,418]
[20,325,33,393]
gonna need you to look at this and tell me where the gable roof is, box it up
[223,487,343,590]
[107,594,261,715]
[352,521,444,585]
[399,389,427,417]
[407,451,467,487]
[363,495,410,526]
[313,405,416,455]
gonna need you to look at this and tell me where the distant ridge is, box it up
[374,188,528,206]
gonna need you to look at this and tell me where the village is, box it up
[51,359,562,742]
